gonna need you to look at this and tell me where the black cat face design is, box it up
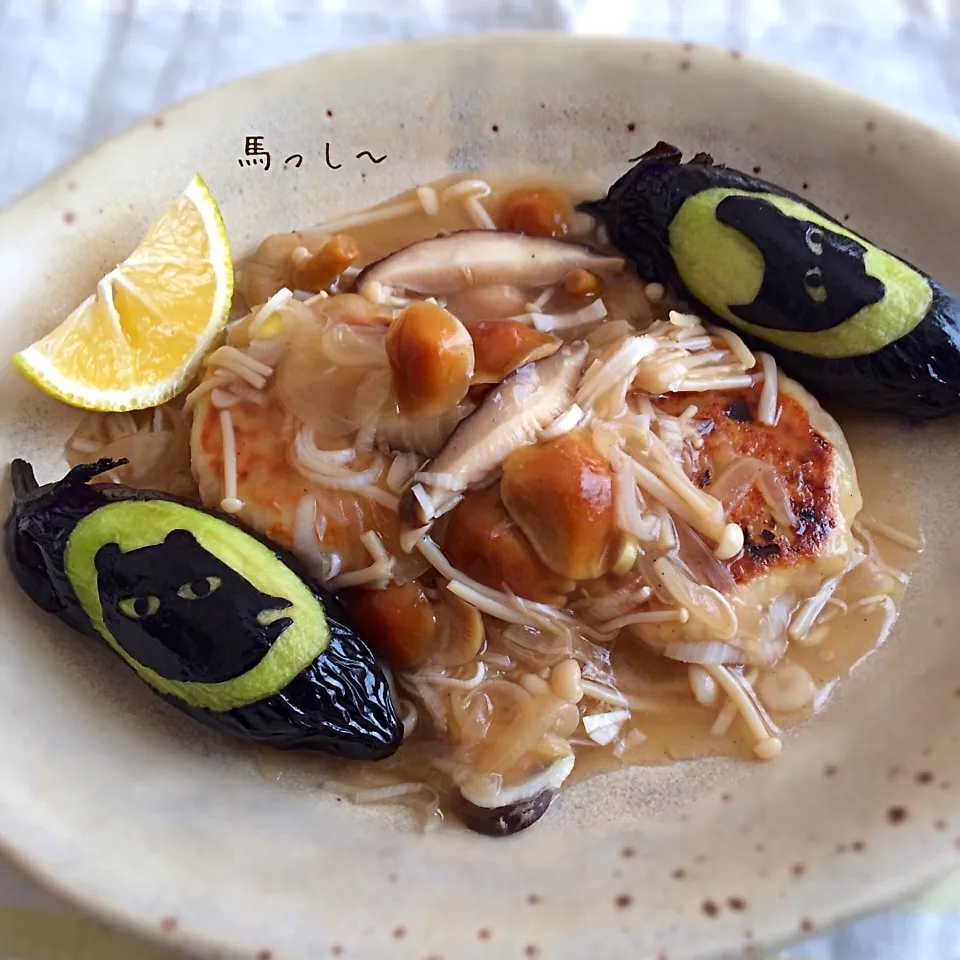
[715,195,885,333]
[94,529,293,685]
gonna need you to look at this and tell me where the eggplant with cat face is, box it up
[93,529,293,685]
[5,457,401,760]
[581,141,960,418]
[714,194,886,333]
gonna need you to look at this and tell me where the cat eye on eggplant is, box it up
[805,226,824,255]
[804,266,827,303]
[118,595,160,619]
[177,575,222,600]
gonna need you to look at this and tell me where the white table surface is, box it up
[2,1,960,958]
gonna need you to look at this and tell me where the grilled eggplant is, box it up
[5,457,401,760]
[582,141,960,418]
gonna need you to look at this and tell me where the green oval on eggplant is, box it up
[67,499,329,711]
[582,141,960,418]
[5,457,402,760]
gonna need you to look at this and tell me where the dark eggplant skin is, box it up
[5,457,401,761]
[581,141,960,419]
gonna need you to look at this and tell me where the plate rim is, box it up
[1,31,958,960]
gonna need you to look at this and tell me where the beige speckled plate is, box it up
[1,34,959,960]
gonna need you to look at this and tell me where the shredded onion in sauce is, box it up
[66,178,920,826]
[654,556,738,641]
[709,457,797,529]
[673,517,736,594]
[664,641,744,665]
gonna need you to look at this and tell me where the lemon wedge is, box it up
[13,175,233,411]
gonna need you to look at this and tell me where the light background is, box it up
[2,1,960,958]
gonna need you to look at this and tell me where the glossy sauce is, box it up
[244,176,921,809]
[69,175,921,814]
[198,175,643,574]
[256,426,919,799]
[587,414,919,773]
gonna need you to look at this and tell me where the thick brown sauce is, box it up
[246,176,922,810]
[79,174,919,810]
[590,420,919,770]
[256,431,918,796]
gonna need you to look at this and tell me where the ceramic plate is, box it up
[1,35,959,960]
